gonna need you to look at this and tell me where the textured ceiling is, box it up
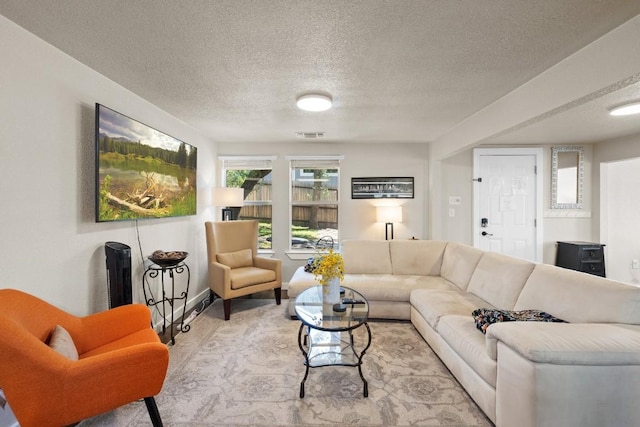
[2,0,640,149]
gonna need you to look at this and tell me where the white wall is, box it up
[541,145,594,264]
[439,150,473,245]
[216,142,429,282]
[0,16,216,317]
[601,156,640,284]
[595,133,640,284]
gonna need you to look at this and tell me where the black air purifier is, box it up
[105,241,133,308]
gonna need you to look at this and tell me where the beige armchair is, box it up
[205,220,281,320]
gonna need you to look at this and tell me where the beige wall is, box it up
[0,16,216,317]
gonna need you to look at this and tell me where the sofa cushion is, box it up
[287,267,456,301]
[515,263,640,324]
[471,308,567,334]
[287,267,319,298]
[342,240,392,274]
[440,242,485,291]
[467,252,535,309]
[438,315,497,387]
[410,289,493,330]
[389,240,447,275]
[48,325,78,361]
[343,274,455,302]
[217,248,253,269]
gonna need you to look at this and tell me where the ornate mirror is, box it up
[551,146,584,209]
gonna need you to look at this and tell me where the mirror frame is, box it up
[551,145,584,209]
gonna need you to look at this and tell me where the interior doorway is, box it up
[473,148,543,262]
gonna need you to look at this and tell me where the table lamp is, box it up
[212,187,244,220]
[376,206,402,240]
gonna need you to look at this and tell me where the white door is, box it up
[473,148,543,262]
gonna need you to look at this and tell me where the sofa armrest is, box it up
[486,322,640,365]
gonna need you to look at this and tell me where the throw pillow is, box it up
[472,308,567,334]
[304,257,316,273]
[217,248,253,269]
[48,324,79,360]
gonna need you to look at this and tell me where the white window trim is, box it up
[287,156,341,256]
[220,156,275,253]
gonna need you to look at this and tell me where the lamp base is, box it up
[385,222,394,240]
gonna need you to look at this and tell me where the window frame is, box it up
[220,156,275,252]
[287,156,343,255]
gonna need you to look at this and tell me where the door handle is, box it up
[481,231,493,237]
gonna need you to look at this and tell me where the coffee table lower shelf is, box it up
[297,322,372,398]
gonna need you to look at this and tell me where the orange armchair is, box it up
[0,289,169,427]
[205,220,282,320]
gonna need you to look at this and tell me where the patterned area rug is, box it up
[79,299,492,426]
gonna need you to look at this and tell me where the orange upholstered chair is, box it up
[0,289,169,427]
[205,220,282,320]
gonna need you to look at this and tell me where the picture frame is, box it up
[351,177,414,199]
[222,208,233,221]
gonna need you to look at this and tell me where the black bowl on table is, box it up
[148,251,188,267]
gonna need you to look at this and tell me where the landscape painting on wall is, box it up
[95,104,197,222]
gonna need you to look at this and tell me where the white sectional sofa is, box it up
[287,239,640,427]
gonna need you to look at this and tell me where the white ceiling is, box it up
[2,0,640,153]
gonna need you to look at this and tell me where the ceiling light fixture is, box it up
[609,101,640,116]
[296,94,332,112]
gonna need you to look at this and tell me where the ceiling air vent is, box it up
[296,131,325,139]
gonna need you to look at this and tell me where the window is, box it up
[289,157,342,251]
[221,157,274,249]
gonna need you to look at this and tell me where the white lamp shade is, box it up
[377,206,402,223]
[212,187,244,207]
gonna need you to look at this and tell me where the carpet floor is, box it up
[78,299,492,426]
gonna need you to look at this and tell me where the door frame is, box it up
[472,147,544,262]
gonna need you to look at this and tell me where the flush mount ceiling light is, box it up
[609,101,640,116]
[296,94,332,112]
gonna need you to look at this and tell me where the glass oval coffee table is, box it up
[294,285,371,398]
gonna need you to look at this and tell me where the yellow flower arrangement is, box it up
[312,249,345,287]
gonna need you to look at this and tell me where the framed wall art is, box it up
[351,177,414,199]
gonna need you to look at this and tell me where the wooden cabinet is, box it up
[556,241,606,277]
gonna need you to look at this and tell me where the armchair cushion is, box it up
[48,325,78,361]
[231,267,277,290]
[217,248,253,269]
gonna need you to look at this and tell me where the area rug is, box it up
[79,299,492,426]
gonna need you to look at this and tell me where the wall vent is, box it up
[295,131,325,139]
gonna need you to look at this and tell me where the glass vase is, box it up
[323,276,341,304]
